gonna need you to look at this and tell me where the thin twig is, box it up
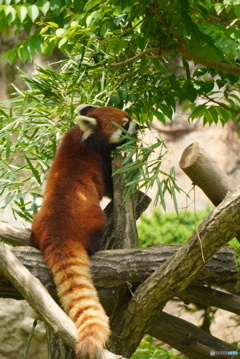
[110,48,158,67]
[205,95,240,115]
[194,185,205,263]
[110,45,177,67]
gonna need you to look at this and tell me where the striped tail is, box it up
[43,241,110,359]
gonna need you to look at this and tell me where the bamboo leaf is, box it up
[24,155,42,185]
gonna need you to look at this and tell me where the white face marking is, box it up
[109,119,138,143]
[128,121,138,135]
[110,129,122,143]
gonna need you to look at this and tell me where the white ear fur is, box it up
[75,115,97,140]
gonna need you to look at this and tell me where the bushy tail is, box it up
[43,241,110,359]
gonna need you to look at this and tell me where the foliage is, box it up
[0,0,240,220]
[132,336,185,359]
[113,127,181,210]
[229,237,240,270]
[0,0,239,123]
[138,208,240,272]
[138,208,211,247]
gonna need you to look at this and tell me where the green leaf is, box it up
[27,4,40,22]
[5,134,11,159]
[4,5,16,23]
[107,38,127,54]
[37,0,50,15]
[50,0,61,16]
[30,35,43,52]
[214,3,225,15]
[58,37,68,49]
[18,44,29,62]
[135,36,147,51]
[55,28,65,36]
[2,48,17,64]
[0,160,19,179]
[46,21,59,28]
[235,5,240,18]
[16,5,28,22]
[153,110,166,124]
[24,155,42,185]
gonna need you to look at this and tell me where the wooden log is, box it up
[99,291,240,359]
[0,222,30,246]
[0,244,237,300]
[179,141,234,206]
[148,312,240,359]
[180,284,240,315]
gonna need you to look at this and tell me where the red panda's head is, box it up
[75,105,138,143]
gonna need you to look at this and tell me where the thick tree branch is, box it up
[100,291,240,359]
[148,312,240,359]
[102,191,151,249]
[0,222,30,246]
[0,238,239,358]
[107,187,240,357]
[0,244,237,300]
[179,141,240,244]
[1,246,239,315]
[111,157,138,249]
[180,284,240,315]
[179,142,234,206]
[178,44,240,77]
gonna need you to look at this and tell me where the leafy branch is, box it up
[113,124,182,212]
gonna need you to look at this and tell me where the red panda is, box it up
[29,105,138,359]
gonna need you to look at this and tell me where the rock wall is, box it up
[0,299,47,359]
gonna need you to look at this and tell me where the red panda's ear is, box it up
[75,114,97,140]
[75,104,98,140]
[75,115,97,140]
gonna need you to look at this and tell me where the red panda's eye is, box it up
[123,122,130,131]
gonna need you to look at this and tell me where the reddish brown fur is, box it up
[83,106,131,140]
[29,106,136,359]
